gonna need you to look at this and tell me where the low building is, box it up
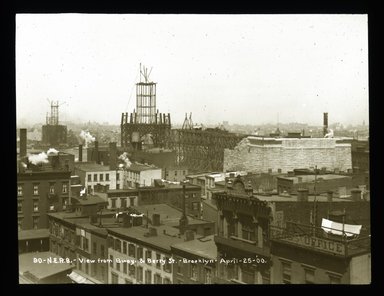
[123,163,162,188]
[18,229,50,254]
[171,234,217,284]
[19,252,74,284]
[74,162,124,193]
[106,181,202,218]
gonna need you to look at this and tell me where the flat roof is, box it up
[108,224,185,252]
[126,163,160,172]
[72,195,108,206]
[18,229,50,240]
[172,235,217,260]
[19,252,74,281]
[74,162,113,172]
[278,174,351,183]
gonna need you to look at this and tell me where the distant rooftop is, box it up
[126,163,160,172]
[172,235,217,260]
[18,228,50,240]
[278,174,351,183]
[19,252,74,281]
[74,162,113,172]
[72,195,108,206]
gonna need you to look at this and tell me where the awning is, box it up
[321,218,362,237]
[67,271,95,284]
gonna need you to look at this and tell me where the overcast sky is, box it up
[16,14,368,126]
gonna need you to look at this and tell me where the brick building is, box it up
[224,137,352,174]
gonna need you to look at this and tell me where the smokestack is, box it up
[78,144,83,162]
[297,188,309,202]
[109,142,117,170]
[94,141,99,164]
[323,112,328,137]
[179,183,188,235]
[351,189,362,201]
[19,129,27,158]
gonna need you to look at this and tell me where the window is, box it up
[49,184,55,194]
[242,269,254,284]
[17,185,23,196]
[204,268,212,284]
[111,199,116,208]
[111,272,118,284]
[114,239,121,252]
[100,174,104,181]
[130,197,135,206]
[33,201,39,212]
[93,242,97,254]
[304,268,315,284]
[85,262,89,275]
[33,184,39,195]
[82,237,89,251]
[109,255,113,268]
[62,183,68,193]
[242,224,256,241]
[163,278,171,284]
[100,266,105,280]
[100,245,105,257]
[87,185,92,194]
[137,266,143,282]
[177,260,183,274]
[175,171,178,176]
[164,257,171,273]
[145,250,152,264]
[94,174,97,182]
[329,274,341,284]
[145,270,152,284]
[192,202,199,211]
[18,201,22,212]
[156,253,161,269]
[282,261,292,284]
[106,174,110,181]
[123,241,127,254]
[154,273,162,284]
[190,263,197,280]
[88,174,92,182]
[129,265,136,278]
[116,184,120,190]
[91,265,96,277]
[121,198,127,209]
[117,173,120,181]
[136,247,143,260]
[261,269,270,284]
[33,217,39,229]
[128,244,136,257]
[116,262,120,272]
[18,218,23,231]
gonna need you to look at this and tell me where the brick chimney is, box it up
[19,128,27,158]
[78,144,83,162]
[94,141,99,164]
[297,188,309,202]
[109,142,117,170]
[323,112,328,137]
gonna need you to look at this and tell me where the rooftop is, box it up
[18,228,50,240]
[71,195,108,206]
[278,174,351,183]
[19,252,74,281]
[126,163,160,172]
[74,162,113,172]
[108,224,186,252]
[172,235,217,260]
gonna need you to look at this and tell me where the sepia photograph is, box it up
[16,14,370,284]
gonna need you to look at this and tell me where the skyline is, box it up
[16,14,369,127]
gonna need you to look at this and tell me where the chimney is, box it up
[297,188,309,202]
[179,183,188,234]
[287,171,295,177]
[109,142,117,170]
[19,128,27,158]
[327,191,333,202]
[185,230,195,241]
[323,112,328,137]
[152,213,160,226]
[94,141,99,164]
[78,144,83,162]
[351,189,362,201]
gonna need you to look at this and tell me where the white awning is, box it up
[67,271,95,284]
[321,218,361,237]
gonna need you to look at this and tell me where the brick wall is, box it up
[224,137,352,173]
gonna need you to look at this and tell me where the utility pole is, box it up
[313,165,318,236]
